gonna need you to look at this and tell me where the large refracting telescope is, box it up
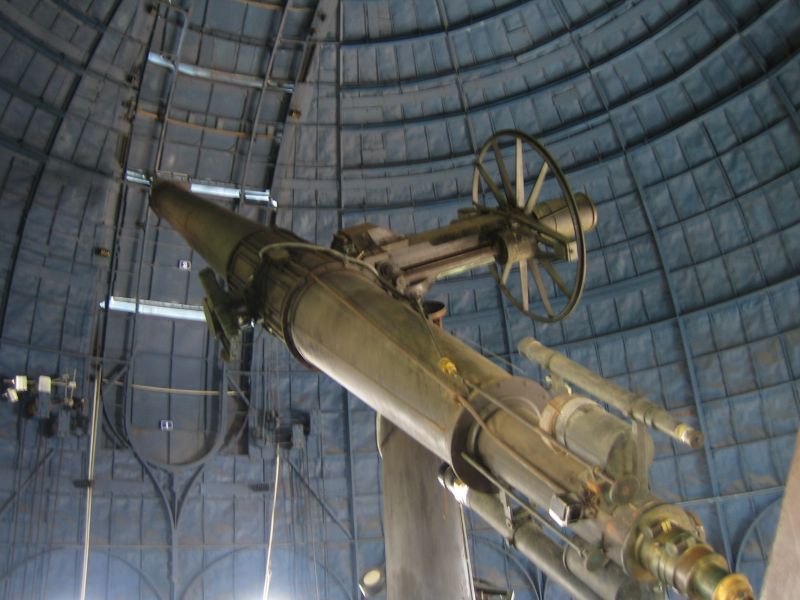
[150,131,754,600]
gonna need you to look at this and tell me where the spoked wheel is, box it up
[471,129,588,323]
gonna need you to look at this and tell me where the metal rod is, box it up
[262,450,281,600]
[154,5,190,172]
[460,452,580,552]
[439,467,607,600]
[79,366,103,600]
[518,337,704,448]
[239,0,292,205]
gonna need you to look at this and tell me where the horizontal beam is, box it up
[147,52,295,92]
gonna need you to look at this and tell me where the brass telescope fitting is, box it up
[634,518,754,600]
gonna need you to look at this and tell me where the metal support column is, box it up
[378,418,475,600]
[262,450,282,600]
[78,366,103,600]
[761,435,798,598]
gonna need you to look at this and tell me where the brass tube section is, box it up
[518,337,704,449]
[635,521,754,600]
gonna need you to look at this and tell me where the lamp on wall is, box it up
[358,564,386,597]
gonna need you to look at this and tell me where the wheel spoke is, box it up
[500,260,514,285]
[540,259,571,296]
[530,258,554,317]
[471,167,481,207]
[477,163,509,208]
[515,138,525,208]
[492,139,515,205]
[519,260,529,311]
[524,162,549,215]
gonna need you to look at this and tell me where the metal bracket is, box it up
[545,373,572,396]
[199,268,251,362]
[500,491,514,531]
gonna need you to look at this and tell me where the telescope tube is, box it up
[148,182,752,600]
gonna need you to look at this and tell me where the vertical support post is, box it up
[378,418,475,600]
[238,0,292,208]
[262,449,281,600]
[79,366,103,600]
[344,394,362,599]
[335,6,362,598]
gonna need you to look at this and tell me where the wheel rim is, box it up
[471,129,587,323]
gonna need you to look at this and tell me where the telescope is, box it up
[149,130,753,600]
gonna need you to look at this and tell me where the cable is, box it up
[460,453,581,553]
[412,297,448,361]
[105,380,236,396]
[458,334,529,376]
[456,373,614,486]
[427,324,614,486]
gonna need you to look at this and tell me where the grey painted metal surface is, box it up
[378,420,474,600]
[0,0,796,598]
[761,436,800,599]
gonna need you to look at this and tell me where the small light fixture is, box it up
[37,376,52,395]
[359,564,386,597]
[100,296,206,322]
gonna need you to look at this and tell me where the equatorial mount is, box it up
[333,129,597,323]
